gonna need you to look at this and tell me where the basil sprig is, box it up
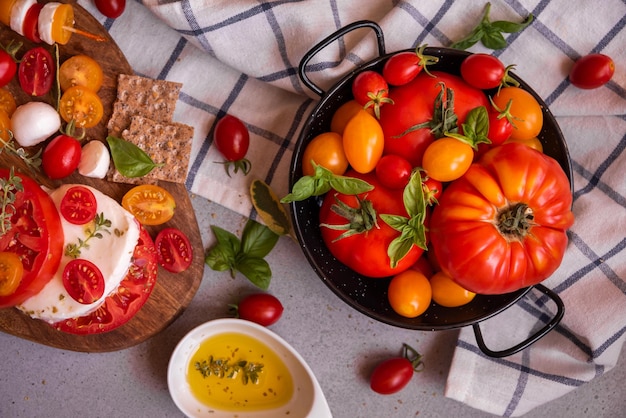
[205,219,279,290]
[106,136,163,178]
[450,2,534,50]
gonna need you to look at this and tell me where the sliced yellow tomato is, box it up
[51,3,75,45]
[0,109,11,143]
[0,89,17,117]
[59,55,104,92]
[59,86,104,128]
[0,251,24,297]
[122,185,176,226]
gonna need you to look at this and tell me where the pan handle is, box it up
[298,20,386,96]
[472,283,565,358]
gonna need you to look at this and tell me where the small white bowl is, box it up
[167,318,332,418]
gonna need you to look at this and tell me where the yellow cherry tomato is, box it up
[302,132,348,177]
[50,3,75,45]
[422,137,474,182]
[59,55,104,92]
[387,270,432,318]
[330,100,373,134]
[0,89,17,117]
[122,184,176,226]
[0,251,24,297]
[59,86,104,128]
[504,136,543,152]
[342,109,384,174]
[492,86,543,140]
[430,271,476,308]
[0,109,11,143]
[0,0,18,26]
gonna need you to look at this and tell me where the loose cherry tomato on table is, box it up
[375,154,412,189]
[387,270,432,318]
[351,70,393,118]
[59,55,104,92]
[155,227,193,273]
[492,86,543,140]
[429,271,476,307]
[0,252,24,297]
[213,114,251,176]
[95,0,126,19]
[59,186,97,225]
[62,259,105,304]
[122,184,176,226]
[460,53,517,90]
[42,133,83,180]
[301,132,348,177]
[382,45,439,86]
[0,169,64,308]
[59,85,104,128]
[232,293,284,326]
[370,343,424,395]
[342,109,384,173]
[18,47,55,96]
[569,53,615,89]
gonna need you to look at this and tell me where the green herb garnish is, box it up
[194,356,264,385]
[0,136,42,172]
[106,135,163,178]
[0,167,23,235]
[65,213,112,258]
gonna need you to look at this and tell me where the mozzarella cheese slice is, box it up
[9,0,36,36]
[17,184,140,324]
[37,2,58,45]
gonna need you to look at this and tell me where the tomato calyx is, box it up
[402,343,425,372]
[321,194,379,240]
[498,64,520,91]
[497,202,534,239]
[60,118,86,141]
[216,157,251,177]
[363,90,394,120]
[412,44,439,77]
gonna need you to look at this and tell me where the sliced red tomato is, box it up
[22,3,43,43]
[18,47,55,96]
[60,186,97,225]
[155,227,193,273]
[0,169,64,308]
[62,259,105,304]
[54,225,158,334]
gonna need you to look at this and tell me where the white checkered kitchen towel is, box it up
[78,0,625,416]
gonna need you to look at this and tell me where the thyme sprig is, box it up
[194,355,264,385]
[0,135,42,172]
[0,167,23,235]
[64,213,112,258]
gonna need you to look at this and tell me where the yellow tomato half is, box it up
[50,3,75,45]
[0,109,11,143]
[122,185,176,226]
[59,55,104,92]
[0,251,24,297]
[59,86,104,128]
[0,89,17,117]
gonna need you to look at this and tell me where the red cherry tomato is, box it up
[460,53,508,90]
[60,186,97,225]
[352,70,392,118]
[18,47,55,96]
[94,0,126,19]
[569,53,615,89]
[234,293,284,326]
[487,108,513,146]
[422,176,442,206]
[375,154,413,189]
[213,114,251,176]
[155,227,193,273]
[42,134,82,180]
[0,50,17,88]
[62,259,105,304]
[22,3,43,43]
[370,344,424,395]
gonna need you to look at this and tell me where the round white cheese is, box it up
[37,2,59,45]
[10,0,37,36]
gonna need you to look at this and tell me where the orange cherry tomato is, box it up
[59,55,104,92]
[492,87,543,141]
[122,184,176,226]
[422,137,474,182]
[430,271,476,308]
[342,109,384,173]
[0,109,11,143]
[0,89,17,117]
[0,0,18,26]
[330,100,373,134]
[504,136,543,152]
[387,270,432,318]
[301,132,348,177]
[59,86,104,128]
[0,251,24,297]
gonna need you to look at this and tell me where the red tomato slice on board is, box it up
[60,186,97,225]
[0,169,64,308]
[62,259,105,304]
[53,225,158,334]
[18,47,55,96]
[155,227,193,273]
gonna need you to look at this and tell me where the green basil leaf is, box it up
[205,244,236,275]
[386,233,416,268]
[466,106,489,137]
[106,136,163,178]
[281,164,373,203]
[328,176,373,195]
[449,28,484,50]
[210,225,241,254]
[481,28,507,50]
[403,170,426,219]
[241,219,279,259]
[491,15,534,33]
[236,256,272,290]
[380,214,407,232]
[250,179,292,237]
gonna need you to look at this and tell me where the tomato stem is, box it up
[497,202,534,238]
[402,343,425,372]
[321,194,379,241]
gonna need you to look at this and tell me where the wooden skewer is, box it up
[62,25,107,42]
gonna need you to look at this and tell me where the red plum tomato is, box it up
[375,154,412,189]
[235,293,283,326]
[569,53,614,89]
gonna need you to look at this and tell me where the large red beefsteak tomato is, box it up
[429,143,574,294]
[379,70,489,167]
[319,170,424,278]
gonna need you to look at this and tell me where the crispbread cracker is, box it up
[108,116,194,184]
[107,74,182,137]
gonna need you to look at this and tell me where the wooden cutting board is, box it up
[0,1,205,352]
